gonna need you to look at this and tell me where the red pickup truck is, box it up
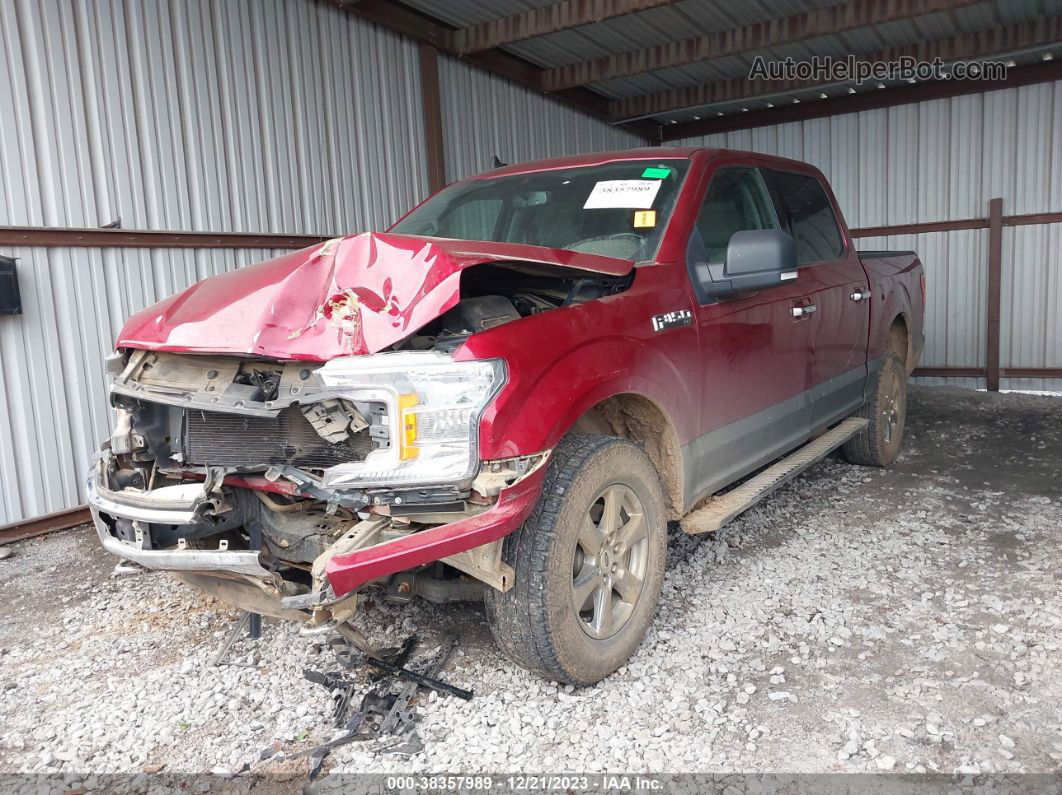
[90,147,924,684]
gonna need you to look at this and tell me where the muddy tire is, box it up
[843,347,907,467]
[484,434,667,686]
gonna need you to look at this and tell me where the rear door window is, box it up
[689,167,779,265]
[764,169,844,265]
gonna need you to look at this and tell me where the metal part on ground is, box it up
[303,669,358,728]
[303,637,419,727]
[329,631,474,701]
[299,633,468,779]
[212,612,259,668]
[380,634,458,736]
[369,635,419,683]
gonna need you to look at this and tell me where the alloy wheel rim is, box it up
[571,484,649,640]
[882,369,901,444]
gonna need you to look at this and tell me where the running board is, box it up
[680,417,868,535]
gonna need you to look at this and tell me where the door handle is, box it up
[791,304,817,318]
[850,289,871,302]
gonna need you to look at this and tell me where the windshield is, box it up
[391,159,690,262]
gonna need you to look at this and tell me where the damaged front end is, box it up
[89,231,633,630]
[88,346,547,629]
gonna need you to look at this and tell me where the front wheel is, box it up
[485,435,667,686]
[843,350,907,466]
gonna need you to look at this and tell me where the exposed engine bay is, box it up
[89,259,620,631]
[398,262,630,351]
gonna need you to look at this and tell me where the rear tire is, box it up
[484,434,667,686]
[843,349,907,466]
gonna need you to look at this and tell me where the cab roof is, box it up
[474,146,816,179]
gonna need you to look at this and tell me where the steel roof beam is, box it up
[614,17,1062,122]
[337,0,662,141]
[545,0,985,92]
[454,0,676,54]
[659,59,1062,140]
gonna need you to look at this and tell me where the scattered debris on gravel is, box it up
[0,386,1059,781]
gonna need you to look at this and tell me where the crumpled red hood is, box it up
[116,233,632,361]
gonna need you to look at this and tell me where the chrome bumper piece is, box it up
[87,476,201,524]
[87,475,272,578]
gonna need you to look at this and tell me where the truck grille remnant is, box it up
[184,406,373,469]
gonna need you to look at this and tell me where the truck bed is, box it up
[858,250,926,369]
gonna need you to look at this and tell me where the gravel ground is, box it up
[0,385,1060,784]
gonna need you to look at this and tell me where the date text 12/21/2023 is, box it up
[383,775,667,791]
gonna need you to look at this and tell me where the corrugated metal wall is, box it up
[0,0,644,524]
[0,0,429,233]
[4,1,1054,523]
[672,80,1062,394]
[439,55,643,182]
[0,246,286,524]
[0,0,435,525]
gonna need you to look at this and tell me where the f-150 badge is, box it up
[651,309,693,332]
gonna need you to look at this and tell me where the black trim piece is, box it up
[680,365,870,511]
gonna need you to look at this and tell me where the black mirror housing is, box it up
[725,229,796,278]
[688,229,797,301]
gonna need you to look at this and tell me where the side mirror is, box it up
[689,229,797,301]
[725,229,797,281]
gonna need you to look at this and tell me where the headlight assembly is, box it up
[312,351,505,488]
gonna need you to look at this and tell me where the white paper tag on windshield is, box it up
[583,179,661,209]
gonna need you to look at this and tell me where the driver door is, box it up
[684,166,816,503]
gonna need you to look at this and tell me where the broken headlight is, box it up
[313,351,505,487]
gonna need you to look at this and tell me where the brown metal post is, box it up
[418,43,447,195]
[986,197,1003,392]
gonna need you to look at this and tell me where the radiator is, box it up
[183,406,373,469]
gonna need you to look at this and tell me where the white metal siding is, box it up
[0,0,429,235]
[0,246,288,524]
[856,230,988,375]
[0,0,433,524]
[0,1,646,524]
[672,80,1062,392]
[1001,223,1062,393]
[438,55,643,182]
[675,82,1062,227]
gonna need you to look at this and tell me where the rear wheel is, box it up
[485,435,666,685]
[843,348,907,466]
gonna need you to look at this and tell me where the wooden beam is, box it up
[914,367,1062,379]
[454,0,674,55]
[1003,368,1062,379]
[986,197,1003,392]
[1004,211,1062,227]
[546,0,983,92]
[5,195,1059,254]
[339,0,661,141]
[0,506,91,544]
[660,59,1062,141]
[853,211,1062,238]
[0,226,324,249]
[913,367,984,378]
[418,44,447,193]
[851,219,988,238]
[620,17,1062,123]
[338,0,454,49]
